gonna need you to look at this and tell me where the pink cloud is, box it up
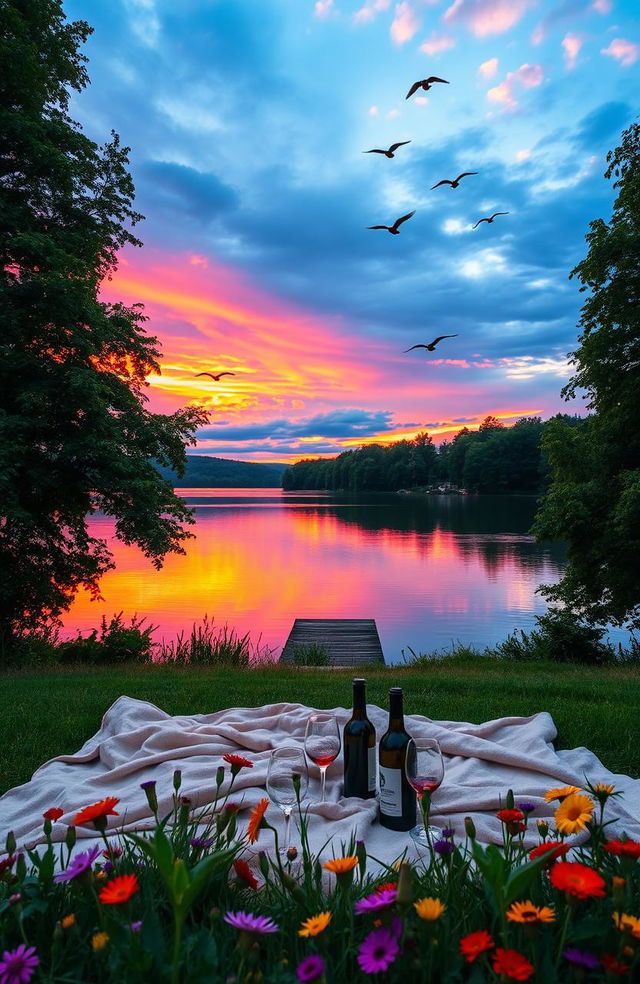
[592,0,612,12]
[478,57,499,78]
[419,32,456,55]
[515,148,531,162]
[530,22,545,45]
[314,0,333,18]
[486,63,543,109]
[562,33,583,69]
[353,0,390,24]
[443,0,534,38]
[390,2,420,43]
[189,254,209,268]
[601,38,639,66]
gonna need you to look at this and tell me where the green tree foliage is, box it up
[0,1,208,652]
[534,123,640,631]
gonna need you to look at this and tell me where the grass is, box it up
[2,656,639,794]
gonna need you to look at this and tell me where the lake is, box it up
[61,489,587,664]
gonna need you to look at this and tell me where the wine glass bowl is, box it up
[304,713,341,802]
[405,737,444,847]
[266,747,308,850]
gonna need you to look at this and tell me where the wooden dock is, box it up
[280,619,384,666]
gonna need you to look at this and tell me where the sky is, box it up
[65,0,639,463]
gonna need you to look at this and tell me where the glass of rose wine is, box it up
[304,713,341,803]
[405,737,444,847]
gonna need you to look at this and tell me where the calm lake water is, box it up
[61,488,589,664]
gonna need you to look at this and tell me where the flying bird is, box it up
[472,212,509,229]
[404,335,458,353]
[195,371,236,381]
[367,210,416,235]
[406,77,449,99]
[363,140,411,159]
[431,172,478,190]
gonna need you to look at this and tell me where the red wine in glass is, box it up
[405,738,445,847]
[304,714,341,802]
[409,776,442,797]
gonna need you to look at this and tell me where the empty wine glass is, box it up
[304,713,341,803]
[266,746,309,850]
[405,737,445,847]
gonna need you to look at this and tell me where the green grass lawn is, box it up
[2,658,639,793]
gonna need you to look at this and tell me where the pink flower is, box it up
[0,944,39,984]
[357,926,400,973]
[223,911,279,934]
[296,954,325,982]
[53,846,101,883]
[354,888,398,914]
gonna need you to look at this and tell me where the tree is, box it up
[533,123,640,631]
[0,1,208,654]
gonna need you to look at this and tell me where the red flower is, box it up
[460,930,494,963]
[73,797,120,828]
[375,881,398,894]
[233,859,258,890]
[604,839,640,860]
[98,873,140,905]
[529,842,570,866]
[496,809,525,824]
[492,948,535,981]
[43,808,64,822]
[601,953,630,976]
[223,753,253,771]
[549,861,606,900]
[0,855,18,876]
[224,802,242,813]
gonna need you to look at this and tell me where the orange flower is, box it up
[554,793,594,835]
[298,911,332,937]
[43,808,64,822]
[506,900,555,924]
[246,798,269,844]
[60,914,76,929]
[549,861,606,900]
[233,858,258,890]
[99,873,140,905]
[544,785,581,803]
[459,930,494,963]
[223,753,253,770]
[604,839,640,859]
[529,842,570,866]
[73,797,120,828]
[613,913,640,939]
[492,948,535,981]
[323,856,358,874]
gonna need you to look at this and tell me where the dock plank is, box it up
[280,618,384,666]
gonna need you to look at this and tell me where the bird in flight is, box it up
[431,172,478,190]
[404,335,458,353]
[195,371,236,381]
[368,210,415,235]
[363,140,411,159]
[406,77,449,99]
[472,212,509,229]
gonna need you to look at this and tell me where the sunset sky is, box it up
[67,0,638,462]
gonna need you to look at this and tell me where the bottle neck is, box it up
[352,681,366,717]
[388,691,404,730]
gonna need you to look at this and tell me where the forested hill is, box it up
[157,456,287,488]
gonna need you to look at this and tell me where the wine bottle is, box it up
[343,678,377,799]
[378,687,416,831]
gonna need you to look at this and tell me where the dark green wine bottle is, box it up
[343,678,376,799]
[378,687,415,831]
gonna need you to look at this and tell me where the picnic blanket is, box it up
[1,696,639,864]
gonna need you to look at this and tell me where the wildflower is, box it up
[0,944,39,984]
[544,785,581,803]
[536,819,549,837]
[99,873,140,905]
[604,839,640,859]
[223,911,279,934]
[549,861,606,900]
[496,809,525,824]
[554,793,594,835]
[613,913,640,939]
[492,947,535,981]
[506,901,555,924]
[354,889,397,915]
[129,921,143,932]
[140,780,158,813]
[464,816,476,839]
[529,841,570,865]
[591,782,617,805]
[563,948,600,970]
[413,897,446,921]
[190,837,215,850]
[42,808,64,822]
[516,801,537,814]
[357,926,400,973]
[8,895,21,907]
[459,930,494,963]
[225,802,242,813]
[60,914,75,930]
[54,845,102,883]
[91,933,110,952]
[296,955,325,983]
[0,856,18,877]
[246,799,269,844]
[102,846,122,860]
[298,911,332,937]
[375,881,398,893]
[323,855,358,874]
[601,953,631,976]
[433,839,455,856]
[223,753,253,773]
[286,846,298,862]
[233,859,258,891]
[442,827,455,838]
[73,797,120,829]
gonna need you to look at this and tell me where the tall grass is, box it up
[155,616,275,667]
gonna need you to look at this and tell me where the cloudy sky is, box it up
[67,0,638,462]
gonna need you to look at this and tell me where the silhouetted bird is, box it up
[364,141,411,159]
[472,212,509,229]
[406,77,449,99]
[195,371,235,380]
[404,335,458,352]
[367,210,415,235]
[431,172,478,190]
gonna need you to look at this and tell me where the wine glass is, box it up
[405,737,444,847]
[265,747,309,851]
[304,713,341,803]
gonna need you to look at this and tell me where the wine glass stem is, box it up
[283,807,292,850]
[320,766,327,802]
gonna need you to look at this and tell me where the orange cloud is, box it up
[390,2,420,43]
[443,0,534,38]
[601,38,639,66]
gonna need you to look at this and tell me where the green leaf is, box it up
[503,853,550,906]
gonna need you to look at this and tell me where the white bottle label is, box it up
[368,745,377,793]
[378,765,402,817]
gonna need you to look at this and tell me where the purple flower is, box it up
[433,839,455,855]
[563,948,600,970]
[140,780,156,791]
[354,888,397,915]
[0,944,39,984]
[442,827,455,838]
[296,954,325,982]
[190,836,214,850]
[223,911,279,934]
[54,845,101,883]
[129,921,143,933]
[517,801,537,814]
[357,927,400,974]
[102,861,114,874]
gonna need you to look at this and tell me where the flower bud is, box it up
[464,816,476,840]
[65,825,77,851]
[258,851,270,879]
[140,780,158,813]
[4,831,16,854]
[396,861,413,907]
[505,789,515,810]
[173,769,182,792]
[9,893,22,906]
[536,819,549,838]
[287,846,298,862]
[216,766,225,788]
[43,817,52,837]
[356,839,367,879]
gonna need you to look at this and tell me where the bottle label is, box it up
[378,765,402,817]
[368,746,377,793]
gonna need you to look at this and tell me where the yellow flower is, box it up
[554,793,594,834]
[298,911,332,937]
[91,932,110,952]
[613,913,640,939]
[506,900,556,924]
[594,782,615,795]
[414,897,446,921]
[60,914,76,930]
[544,785,582,803]
[323,856,358,874]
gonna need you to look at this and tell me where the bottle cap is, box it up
[353,678,366,685]
[389,687,403,695]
